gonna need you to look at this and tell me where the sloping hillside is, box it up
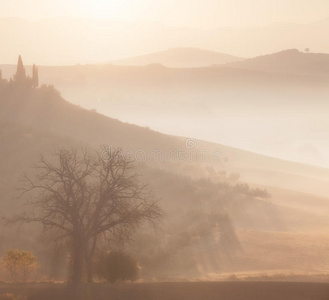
[196,139,329,197]
[2,79,329,196]
[0,83,183,153]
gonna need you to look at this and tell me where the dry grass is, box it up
[217,230,329,273]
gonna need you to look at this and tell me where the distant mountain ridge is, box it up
[112,48,244,67]
[228,49,329,77]
[2,17,329,65]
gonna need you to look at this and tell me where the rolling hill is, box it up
[228,49,329,77]
[112,48,244,67]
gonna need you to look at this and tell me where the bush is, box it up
[95,251,139,283]
[1,250,39,282]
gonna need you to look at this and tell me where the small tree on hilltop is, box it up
[1,250,39,282]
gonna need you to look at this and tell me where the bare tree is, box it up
[11,146,162,284]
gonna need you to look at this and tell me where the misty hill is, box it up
[228,49,329,77]
[112,48,243,67]
[0,84,182,153]
[1,61,329,169]
[2,80,329,197]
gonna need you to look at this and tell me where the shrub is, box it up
[95,251,139,283]
[1,250,39,282]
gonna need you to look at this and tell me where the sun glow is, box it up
[76,0,143,20]
[1,0,329,28]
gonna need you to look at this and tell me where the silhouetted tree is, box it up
[32,64,39,88]
[14,55,26,83]
[11,146,162,284]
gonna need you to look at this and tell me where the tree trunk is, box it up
[85,236,97,283]
[71,236,84,284]
[49,246,61,281]
[86,256,93,283]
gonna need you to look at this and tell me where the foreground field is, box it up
[1,282,329,300]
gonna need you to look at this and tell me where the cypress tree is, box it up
[15,55,26,82]
[32,64,39,88]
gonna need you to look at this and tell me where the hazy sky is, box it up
[1,0,329,28]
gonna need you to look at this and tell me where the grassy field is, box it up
[1,282,329,300]
[232,230,329,272]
